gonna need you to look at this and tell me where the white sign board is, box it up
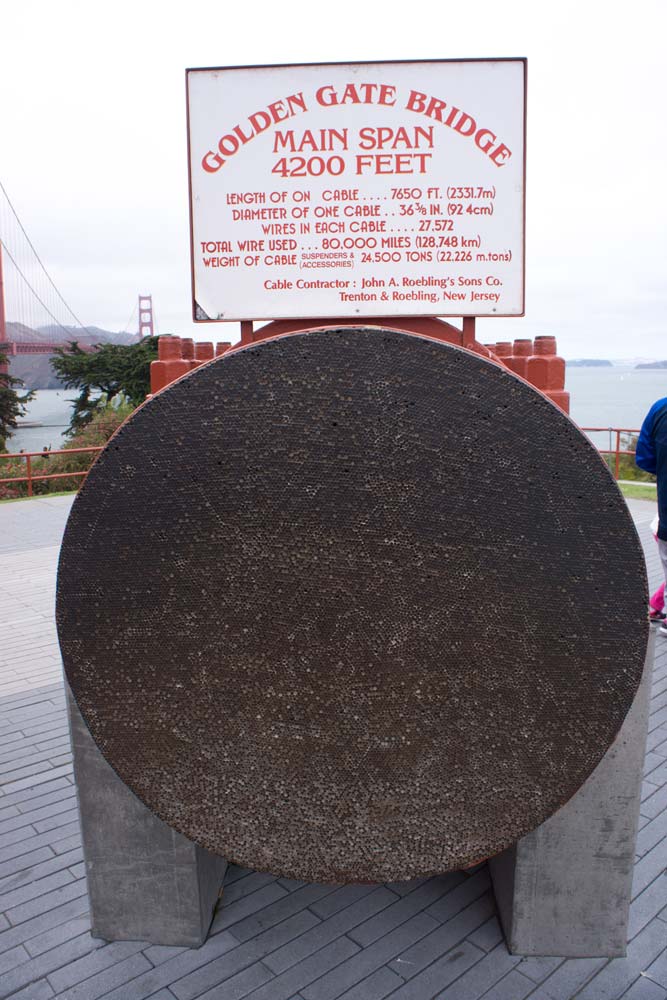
[187,59,526,322]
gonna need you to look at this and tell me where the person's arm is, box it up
[636,407,657,473]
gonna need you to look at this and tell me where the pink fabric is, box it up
[650,582,665,613]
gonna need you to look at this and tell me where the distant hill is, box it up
[37,325,139,347]
[5,324,141,389]
[636,360,667,370]
[566,359,613,367]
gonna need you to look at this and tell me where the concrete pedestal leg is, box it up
[66,684,228,947]
[489,631,654,957]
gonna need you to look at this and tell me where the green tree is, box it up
[0,351,34,452]
[51,337,158,433]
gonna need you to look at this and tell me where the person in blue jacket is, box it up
[636,396,667,636]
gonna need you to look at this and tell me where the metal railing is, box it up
[0,446,103,497]
[581,427,645,481]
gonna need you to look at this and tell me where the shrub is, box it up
[0,399,134,499]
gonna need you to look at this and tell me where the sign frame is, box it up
[186,58,527,324]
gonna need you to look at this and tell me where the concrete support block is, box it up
[490,630,654,957]
[66,684,227,946]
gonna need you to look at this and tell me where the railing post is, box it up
[615,430,621,481]
[26,454,32,497]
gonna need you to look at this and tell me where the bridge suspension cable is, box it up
[0,178,95,342]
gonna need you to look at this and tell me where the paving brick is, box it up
[645,761,667,788]
[32,807,79,835]
[642,943,667,987]
[636,810,667,858]
[210,882,289,934]
[0,804,20,824]
[230,882,333,942]
[141,944,188,965]
[646,726,667,753]
[196,960,274,1000]
[51,833,82,855]
[0,822,79,869]
[2,712,65,741]
[67,861,85,880]
[2,764,72,805]
[388,895,495,979]
[15,779,74,813]
[0,689,59,711]
[172,910,321,1000]
[436,942,521,999]
[276,876,308,891]
[49,951,153,1000]
[0,775,73,811]
[47,938,148,992]
[98,931,240,1000]
[0,942,30,976]
[32,726,71,749]
[0,847,56,887]
[0,741,55,760]
[517,955,565,983]
[629,877,667,938]
[223,865,254,885]
[475,968,537,999]
[5,875,87,926]
[0,890,87,953]
[264,887,398,974]
[7,979,54,1000]
[132,993,174,1000]
[301,914,436,1000]
[308,883,378,920]
[35,735,72,753]
[0,932,100,999]
[239,936,360,1000]
[0,730,28,750]
[0,742,53,770]
[348,875,465,948]
[0,868,73,911]
[0,790,76,836]
[620,974,667,999]
[384,877,429,897]
[650,691,667,718]
[648,706,667,733]
[424,868,491,924]
[336,967,405,1000]
[642,780,660,803]
[632,838,667,899]
[24,914,92,957]
[220,871,279,906]
[389,942,484,999]
[643,753,665,777]
[0,823,41,852]
[576,918,667,999]
[20,718,70,741]
[641,782,667,820]
[467,916,504,953]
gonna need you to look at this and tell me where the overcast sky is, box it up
[2,0,665,358]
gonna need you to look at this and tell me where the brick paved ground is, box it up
[0,494,665,1000]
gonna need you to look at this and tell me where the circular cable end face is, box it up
[57,327,648,882]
